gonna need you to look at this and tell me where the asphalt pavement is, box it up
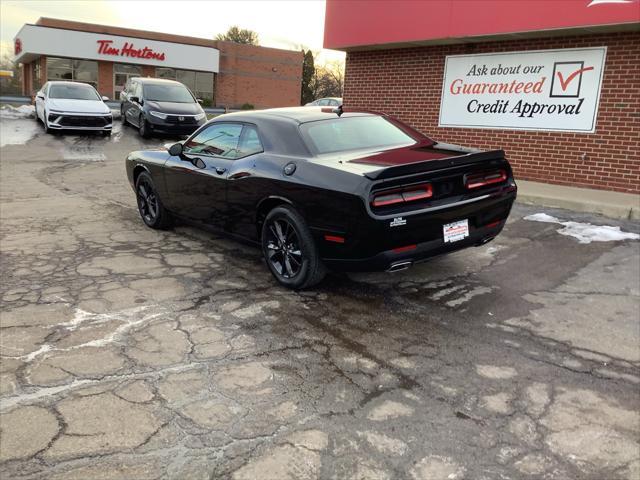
[1,113,639,480]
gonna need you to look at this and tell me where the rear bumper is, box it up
[320,184,516,273]
[323,220,504,272]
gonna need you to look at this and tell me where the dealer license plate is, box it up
[443,219,469,243]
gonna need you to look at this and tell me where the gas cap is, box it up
[283,162,296,176]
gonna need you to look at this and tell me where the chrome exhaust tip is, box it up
[387,261,412,273]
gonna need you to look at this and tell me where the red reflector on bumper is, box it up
[485,220,502,229]
[393,244,417,253]
[324,235,345,243]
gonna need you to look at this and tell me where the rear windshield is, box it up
[49,84,100,101]
[143,84,194,103]
[301,116,416,154]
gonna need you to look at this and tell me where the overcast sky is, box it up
[0,0,345,64]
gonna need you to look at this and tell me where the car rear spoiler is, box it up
[363,148,506,180]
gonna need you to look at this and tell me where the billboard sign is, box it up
[438,47,607,133]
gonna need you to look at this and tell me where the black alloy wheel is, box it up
[261,206,326,289]
[135,172,171,229]
[265,218,303,279]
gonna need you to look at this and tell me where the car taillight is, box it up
[371,183,433,208]
[465,169,507,190]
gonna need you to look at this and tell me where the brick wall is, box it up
[215,41,302,109]
[141,65,155,78]
[344,32,639,194]
[97,61,112,98]
[22,62,32,96]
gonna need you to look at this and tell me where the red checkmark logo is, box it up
[556,66,594,91]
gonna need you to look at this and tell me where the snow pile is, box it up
[524,213,639,244]
[0,104,35,119]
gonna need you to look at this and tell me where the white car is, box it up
[305,97,342,107]
[35,81,112,136]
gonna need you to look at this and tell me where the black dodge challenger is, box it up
[126,107,517,289]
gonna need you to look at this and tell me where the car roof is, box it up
[220,106,375,125]
[47,81,94,87]
[133,77,184,86]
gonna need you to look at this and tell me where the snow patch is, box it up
[0,104,35,119]
[0,119,40,147]
[524,213,639,244]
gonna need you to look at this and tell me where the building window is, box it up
[155,67,214,105]
[114,63,141,99]
[194,72,214,104]
[46,57,98,88]
[32,62,41,91]
[156,67,176,79]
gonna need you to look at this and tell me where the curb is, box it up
[515,180,639,220]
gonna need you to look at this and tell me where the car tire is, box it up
[135,172,172,229]
[102,130,112,137]
[44,117,53,134]
[139,115,150,138]
[34,105,40,123]
[261,205,326,289]
[121,106,128,126]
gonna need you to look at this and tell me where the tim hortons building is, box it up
[14,17,303,109]
[324,0,639,193]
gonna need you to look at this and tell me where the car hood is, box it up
[145,101,203,115]
[48,99,110,114]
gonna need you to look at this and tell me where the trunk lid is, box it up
[347,142,505,180]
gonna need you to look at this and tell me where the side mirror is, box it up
[101,96,109,102]
[36,93,44,100]
[168,142,183,156]
[130,96,139,104]
[197,98,203,104]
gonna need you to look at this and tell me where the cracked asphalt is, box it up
[1,116,639,480]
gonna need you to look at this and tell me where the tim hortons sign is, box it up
[97,39,166,61]
[439,47,607,133]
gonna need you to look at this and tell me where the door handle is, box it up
[214,167,227,175]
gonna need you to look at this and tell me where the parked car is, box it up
[125,107,517,289]
[120,78,206,138]
[34,81,112,135]
[305,97,342,106]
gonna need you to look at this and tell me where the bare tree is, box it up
[0,53,22,95]
[215,26,259,45]
[313,60,344,99]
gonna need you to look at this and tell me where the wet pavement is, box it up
[1,114,639,479]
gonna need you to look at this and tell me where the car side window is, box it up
[134,82,142,99]
[124,80,131,94]
[238,125,263,157]
[183,123,243,158]
[317,99,329,106]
